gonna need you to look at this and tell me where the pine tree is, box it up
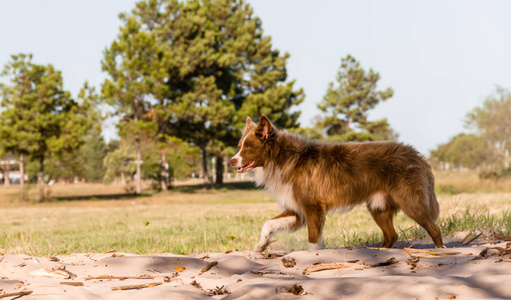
[107,0,304,187]
[0,54,91,201]
[316,55,395,142]
[101,9,159,193]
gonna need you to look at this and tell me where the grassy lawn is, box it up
[1,172,510,256]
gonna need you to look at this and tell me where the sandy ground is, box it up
[1,238,511,300]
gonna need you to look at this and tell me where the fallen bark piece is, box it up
[303,260,364,274]
[279,284,306,295]
[199,261,218,274]
[0,290,33,298]
[404,248,471,258]
[85,275,155,281]
[492,233,511,241]
[251,270,289,276]
[478,247,511,259]
[262,252,285,259]
[365,257,398,267]
[30,268,72,279]
[60,282,84,286]
[111,282,162,291]
[282,257,296,268]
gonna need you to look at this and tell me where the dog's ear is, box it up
[255,115,274,140]
[246,116,255,126]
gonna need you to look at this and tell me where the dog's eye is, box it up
[246,146,250,149]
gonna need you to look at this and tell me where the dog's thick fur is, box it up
[229,115,444,252]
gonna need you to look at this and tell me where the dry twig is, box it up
[85,275,155,281]
[111,282,162,291]
[0,290,33,298]
[60,282,84,286]
[464,232,483,245]
[199,261,218,275]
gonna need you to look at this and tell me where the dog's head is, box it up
[229,115,275,173]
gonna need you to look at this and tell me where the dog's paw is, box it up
[253,243,267,253]
[308,242,324,251]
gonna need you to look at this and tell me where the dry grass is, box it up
[434,170,511,194]
[0,174,510,255]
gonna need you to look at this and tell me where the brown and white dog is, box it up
[229,115,444,252]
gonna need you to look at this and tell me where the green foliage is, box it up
[166,137,201,181]
[430,133,494,170]
[103,143,136,183]
[105,0,304,186]
[465,87,511,170]
[0,54,90,158]
[432,88,511,172]
[80,126,108,182]
[316,55,396,142]
[0,54,92,199]
[288,127,322,140]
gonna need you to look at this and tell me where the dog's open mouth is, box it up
[237,161,255,173]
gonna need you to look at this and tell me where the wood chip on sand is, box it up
[111,282,162,291]
[0,290,33,298]
[85,275,155,281]
[404,248,472,258]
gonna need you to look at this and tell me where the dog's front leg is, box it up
[253,211,303,252]
[305,204,326,251]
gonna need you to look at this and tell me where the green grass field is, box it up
[1,171,510,256]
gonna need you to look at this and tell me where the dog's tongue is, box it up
[237,161,254,173]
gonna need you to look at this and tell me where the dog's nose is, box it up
[229,158,237,167]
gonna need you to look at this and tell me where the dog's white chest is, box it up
[251,167,299,213]
[270,183,297,212]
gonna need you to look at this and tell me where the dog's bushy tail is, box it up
[424,159,440,222]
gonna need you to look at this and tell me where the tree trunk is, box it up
[4,163,10,186]
[38,156,45,202]
[160,148,168,191]
[135,134,142,194]
[201,147,210,187]
[19,154,24,202]
[215,155,224,186]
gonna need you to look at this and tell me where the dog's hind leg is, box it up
[395,192,445,248]
[253,210,303,252]
[368,208,399,248]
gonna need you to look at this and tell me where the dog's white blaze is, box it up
[231,135,249,168]
[368,191,387,211]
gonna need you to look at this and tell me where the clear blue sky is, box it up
[1,0,510,154]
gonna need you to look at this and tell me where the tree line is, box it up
[430,87,511,176]
[0,0,411,202]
